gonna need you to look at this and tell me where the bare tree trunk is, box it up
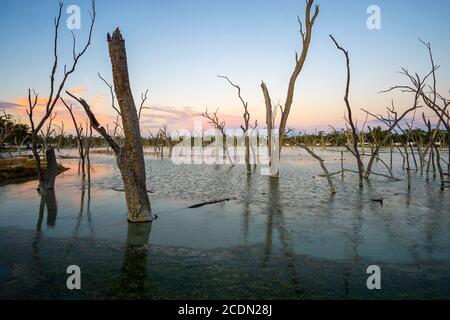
[69,28,152,223]
[107,28,152,222]
[259,0,319,176]
[218,75,251,172]
[431,146,437,178]
[57,121,64,151]
[25,1,95,193]
[261,82,272,160]
[61,98,86,177]
[409,142,418,170]
[389,139,393,172]
[426,146,433,182]
[85,124,92,182]
[447,128,450,180]
[404,144,411,191]
[330,35,364,187]
[39,148,57,194]
[278,0,319,149]
[434,144,445,190]
[261,81,279,176]
[363,102,417,179]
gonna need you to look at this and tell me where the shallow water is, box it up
[0,148,449,299]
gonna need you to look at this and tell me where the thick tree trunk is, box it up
[38,148,57,194]
[108,28,152,222]
[30,128,56,194]
[261,81,279,176]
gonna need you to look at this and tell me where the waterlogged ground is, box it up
[0,148,449,299]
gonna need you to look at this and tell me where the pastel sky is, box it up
[1,0,449,135]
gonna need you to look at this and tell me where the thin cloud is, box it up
[0,101,23,112]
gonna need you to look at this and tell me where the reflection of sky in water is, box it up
[1,148,449,266]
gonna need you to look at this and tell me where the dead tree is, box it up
[0,111,14,159]
[61,97,86,177]
[330,35,364,187]
[403,114,424,173]
[68,28,152,223]
[15,135,30,156]
[329,124,400,182]
[261,81,273,160]
[249,119,258,169]
[218,75,251,172]
[395,124,412,190]
[384,40,449,180]
[26,1,95,194]
[366,126,395,179]
[260,0,319,176]
[85,122,93,182]
[56,121,65,151]
[138,89,150,121]
[158,123,173,158]
[362,100,419,179]
[40,112,57,153]
[202,107,234,164]
[423,113,441,186]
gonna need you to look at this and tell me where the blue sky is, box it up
[1,0,449,133]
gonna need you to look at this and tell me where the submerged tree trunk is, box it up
[259,0,319,177]
[107,28,152,222]
[261,81,276,176]
[330,35,364,188]
[69,28,152,223]
[434,144,445,190]
[39,148,57,194]
[62,98,86,177]
[29,124,57,195]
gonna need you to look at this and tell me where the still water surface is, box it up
[0,148,449,299]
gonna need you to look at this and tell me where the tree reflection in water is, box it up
[116,222,152,299]
[262,178,301,294]
[32,190,58,277]
[242,173,251,244]
[73,177,95,239]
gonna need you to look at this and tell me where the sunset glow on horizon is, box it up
[1,0,449,135]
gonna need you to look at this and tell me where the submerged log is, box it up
[187,197,237,209]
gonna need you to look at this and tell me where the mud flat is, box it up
[0,157,68,182]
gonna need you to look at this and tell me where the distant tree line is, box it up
[2,110,448,153]
[284,127,449,148]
